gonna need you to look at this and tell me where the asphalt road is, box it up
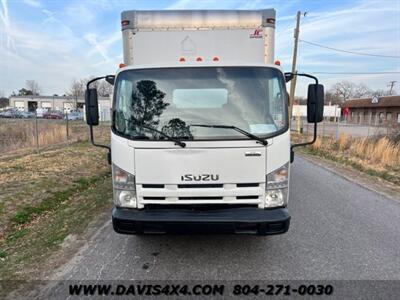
[47,156,400,282]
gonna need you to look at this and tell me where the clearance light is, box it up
[266,18,275,24]
[121,20,130,26]
[196,57,203,62]
[119,63,126,68]
[274,60,281,66]
[179,57,186,62]
[212,56,220,62]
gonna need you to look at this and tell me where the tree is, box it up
[352,83,372,99]
[25,80,41,95]
[69,78,85,98]
[0,97,9,108]
[97,81,113,97]
[329,81,374,103]
[373,89,396,97]
[330,81,356,102]
[324,91,342,105]
[68,78,86,109]
[127,80,169,133]
[161,118,193,139]
[18,88,33,96]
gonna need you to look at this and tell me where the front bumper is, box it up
[112,207,290,235]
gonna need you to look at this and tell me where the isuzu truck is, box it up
[85,9,324,235]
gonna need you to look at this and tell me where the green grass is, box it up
[10,175,107,226]
[6,229,29,243]
[0,172,112,291]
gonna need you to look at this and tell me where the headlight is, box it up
[265,162,289,208]
[112,164,137,208]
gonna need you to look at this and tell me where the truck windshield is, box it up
[113,67,288,141]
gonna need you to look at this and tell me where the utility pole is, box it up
[289,11,302,124]
[387,81,396,95]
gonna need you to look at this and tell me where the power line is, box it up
[299,39,400,58]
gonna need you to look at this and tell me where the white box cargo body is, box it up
[83,8,330,236]
[120,9,276,65]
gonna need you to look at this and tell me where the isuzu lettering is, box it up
[84,9,324,235]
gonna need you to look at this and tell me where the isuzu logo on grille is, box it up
[181,174,219,181]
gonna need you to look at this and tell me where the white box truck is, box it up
[85,9,324,235]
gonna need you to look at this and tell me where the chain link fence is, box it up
[0,112,110,156]
[291,117,399,140]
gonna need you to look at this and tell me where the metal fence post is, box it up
[367,112,371,137]
[34,110,40,154]
[65,111,69,142]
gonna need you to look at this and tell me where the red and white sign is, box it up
[250,28,263,38]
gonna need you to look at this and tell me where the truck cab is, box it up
[84,9,324,235]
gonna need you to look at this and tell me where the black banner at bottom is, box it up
[1,280,399,300]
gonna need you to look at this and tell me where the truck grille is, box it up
[137,183,265,206]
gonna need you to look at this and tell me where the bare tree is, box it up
[25,80,41,95]
[325,90,342,105]
[68,79,86,109]
[373,89,397,97]
[97,80,113,97]
[330,81,374,102]
[331,81,356,102]
[353,83,372,98]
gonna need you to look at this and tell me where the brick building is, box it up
[342,95,400,127]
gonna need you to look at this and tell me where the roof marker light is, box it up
[212,56,219,62]
[119,63,126,68]
[179,57,186,62]
[274,60,281,66]
[121,20,130,26]
[196,57,203,62]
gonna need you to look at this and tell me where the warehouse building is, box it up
[9,95,112,121]
[342,95,400,127]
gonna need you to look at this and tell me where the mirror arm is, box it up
[86,76,113,164]
[288,72,320,163]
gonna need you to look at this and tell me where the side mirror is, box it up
[307,84,324,123]
[105,75,115,85]
[85,88,99,126]
[285,72,294,82]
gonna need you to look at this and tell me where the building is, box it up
[342,95,400,127]
[10,95,86,112]
[9,95,112,121]
[292,104,341,120]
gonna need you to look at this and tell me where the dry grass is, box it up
[0,119,109,155]
[305,132,400,185]
[311,135,400,169]
[0,141,112,289]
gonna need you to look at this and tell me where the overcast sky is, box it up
[0,0,399,97]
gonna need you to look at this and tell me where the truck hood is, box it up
[134,147,266,184]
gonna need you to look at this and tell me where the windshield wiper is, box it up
[139,124,186,148]
[189,124,268,145]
